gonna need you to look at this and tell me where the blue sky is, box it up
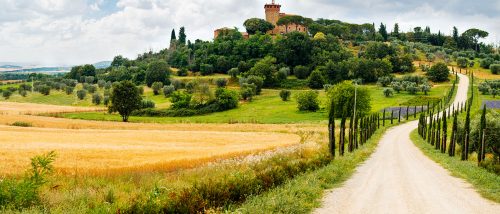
[0,0,498,66]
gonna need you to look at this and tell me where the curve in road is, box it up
[315,73,499,214]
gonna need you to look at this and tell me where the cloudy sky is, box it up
[0,0,498,66]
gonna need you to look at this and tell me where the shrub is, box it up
[19,89,27,97]
[39,85,50,96]
[215,88,239,110]
[171,79,184,90]
[161,85,175,97]
[177,67,188,76]
[280,90,291,101]
[215,78,228,88]
[296,90,320,112]
[77,90,87,100]
[407,83,419,95]
[243,75,263,95]
[421,83,431,95]
[141,100,156,109]
[2,90,12,99]
[392,81,403,93]
[0,151,56,210]
[276,67,290,81]
[200,64,214,76]
[86,85,97,93]
[478,82,491,95]
[97,80,106,88]
[228,68,239,79]
[65,86,74,95]
[383,88,393,97]
[151,82,164,95]
[85,76,95,84]
[240,83,256,101]
[427,62,450,82]
[490,64,500,75]
[104,81,112,90]
[92,93,102,105]
[294,65,310,79]
[480,58,495,69]
[307,70,325,89]
[185,80,199,94]
[170,91,192,109]
[11,121,32,127]
[19,83,32,91]
[456,57,469,68]
[103,96,110,106]
[377,76,393,87]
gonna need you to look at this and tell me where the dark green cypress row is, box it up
[391,110,394,124]
[383,109,386,126]
[449,110,457,157]
[478,105,487,163]
[348,115,354,153]
[442,110,447,153]
[328,100,336,157]
[340,116,346,156]
[436,117,441,150]
[463,104,471,161]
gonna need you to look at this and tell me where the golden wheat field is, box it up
[0,102,308,175]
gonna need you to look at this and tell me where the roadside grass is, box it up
[410,130,500,203]
[228,122,396,213]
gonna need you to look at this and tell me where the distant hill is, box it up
[0,65,22,69]
[93,61,111,69]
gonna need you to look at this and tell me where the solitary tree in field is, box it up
[109,81,142,122]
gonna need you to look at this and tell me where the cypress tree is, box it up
[449,110,458,156]
[383,109,386,126]
[354,117,359,149]
[170,29,177,41]
[479,105,486,163]
[328,100,336,157]
[398,107,402,123]
[436,117,441,150]
[463,104,471,160]
[442,110,447,153]
[391,111,394,124]
[340,116,346,156]
[427,101,430,114]
[414,106,417,118]
[348,115,354,153]
[406,106,410,120]
[378,113,380,129]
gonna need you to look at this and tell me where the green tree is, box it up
[296,90,320,112]
[145,61,171,87]
[151,82,164,95]
[109,81,142,122]
[427,62,450,82]
[378,23,388,41]
[308,69,325,89]
[328,81,371,118]
[246,56,277,87]
[392,23,400,39]
[462,28,489,52]
[179,27,186,45]
[274,32,312,67]
[243,18,275,34]
[280,90,291,101]
[170,29,176,41]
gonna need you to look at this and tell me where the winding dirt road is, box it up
[315,73,500,213]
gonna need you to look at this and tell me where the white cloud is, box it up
[0,0,498,66]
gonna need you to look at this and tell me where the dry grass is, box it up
[0,102,104,115]
[0,125,300,175]
[0,102,316,176]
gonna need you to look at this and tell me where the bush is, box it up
[280,90,291,101]
[170,91,192,109]
[478,82,491,95]
[141,100,156,109]
[296,90,320,112]
[177,67,188,76]
[307,70,325,89]
[77,89,87,100]
[171,79,184,90]
[480,58,495,69]
[427,62,450,82]
[11,121,32,127]
[145,61,171,87]
[185,80,199,94]
[407,83,419,95]
[163,85,176,97]
[104,81,112,90]
[240,83,256,101]
[19,83,32,91]
[85,76,95,84]
[490,64,500,75]
[200,64,214,76]
[276,67,290,81]
[294,65,310,79]
[0,151,56,210]
[38,85,50,96]
[383,88,393,97]
[215,88,239,110]
[2,90,12,99]
[151,82,164,95]
[97,80,106,88]
[103,96,110,106]
[215,78,228,88]
[92,93,102,105]
[377,76,393,87]
[86,84,97,93]
[242,75,264,95]
[228,68,239,79]
[65,86,74,95]
[19,89,27,97]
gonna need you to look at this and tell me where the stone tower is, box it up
[264,0,281,35]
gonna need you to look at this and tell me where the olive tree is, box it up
[109,81,142,122]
